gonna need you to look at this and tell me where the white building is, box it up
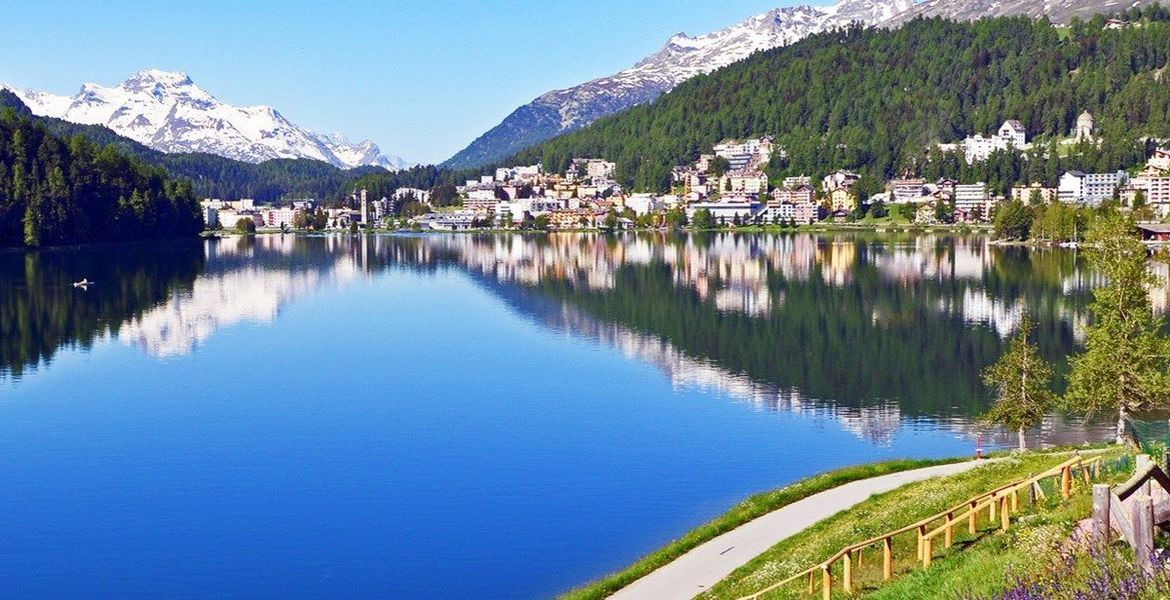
[999,120,1027,148]
[495,198,564,224]
[954,183,992,219]
[889,178,928,203]
[822,170,860,192]
[202,206,218,229]
[570,159,615,181]
[495,164,542,182]
[1075,111,1095,142]
[426,210,478,231]
[782,176,811,189]
[1058,171,1124,205]
[685,201,760,223]
[465,186,497,202]
[393,187,431,205]
[720,170,769,195]
[623,194,662,216]
[713,137,774,170]
[1127,175,1170,216]
[261,207,301,229]
[960,120,1029,163]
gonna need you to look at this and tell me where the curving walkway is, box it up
[609,460,987,600]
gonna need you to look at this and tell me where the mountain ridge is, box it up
[2,69,408,171]
[444,0,1153,170]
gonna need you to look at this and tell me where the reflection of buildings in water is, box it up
[425,233,1095,339]
[817,240,856,287]
[540,298,1109,447]
[936,287,1089,341]
[714,287,775,317]
[873,236,992,283]
[95,232,1113,446]
[940,288,1025,338]
[117,243,360,358]
[1150,262,1170,315]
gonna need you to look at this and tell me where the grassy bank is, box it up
[698,448,1127,600]
[560,457,964,600]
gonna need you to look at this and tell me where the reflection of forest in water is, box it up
[0,232,1133,443]
[415,232,1123,444]
[0,242,206,379]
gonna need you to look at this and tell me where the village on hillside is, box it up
[198,110,1170,235]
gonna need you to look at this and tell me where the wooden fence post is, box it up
[945,512,954,548]
[922,537,933,568]
[989,494,997,520]
[1134,493,1155,576]
[1011,489,1019,512]
[1061,466,1072,499]
[968,501,977,534]
[882,536,893,580]
[808,571,814,595]
[1028,482,1037,505]
[1138,454,1151,500]
[843,552,853,595]
[822,564,832,600]
[1000,495,1011,530]
[916,525,925,560]
[1092,484,1111,544]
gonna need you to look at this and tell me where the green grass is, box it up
[559,457,963,600]
[698,449,1126,599]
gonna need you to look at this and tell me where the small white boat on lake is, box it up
[72,279,94,289]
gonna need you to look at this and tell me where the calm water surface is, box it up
[0,233,1119,598]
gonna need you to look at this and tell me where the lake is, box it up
[0,232,1118,598]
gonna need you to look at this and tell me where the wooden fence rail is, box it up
[1092,453,1170,575]
[737,453,1104,600]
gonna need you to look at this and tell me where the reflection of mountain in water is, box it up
[118,237,362,357]
[1,232,1120,445]
[0,242,205,379]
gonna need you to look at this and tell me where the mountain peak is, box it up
[10,70,405,170]
[123,69,194,90]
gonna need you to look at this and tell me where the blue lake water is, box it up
[0,233,1114,598]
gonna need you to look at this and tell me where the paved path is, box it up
[609,460,987,600]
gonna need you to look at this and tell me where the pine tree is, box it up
[982,315,1055,451]
[1064,213,1170,444]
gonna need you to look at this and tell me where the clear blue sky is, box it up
[0,0,812,165]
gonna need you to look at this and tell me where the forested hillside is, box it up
[506,8,1170,192]
[0,108,202,247]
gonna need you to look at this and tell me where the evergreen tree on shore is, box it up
[0,109,202,247]
[982,314,1055,451]
[1064,213,1170,444]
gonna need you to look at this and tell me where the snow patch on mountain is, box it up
[2,69,407,170]
[443,0,913,169]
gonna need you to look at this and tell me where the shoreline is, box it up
[569,446,1116,600]
[209,222,998,237]
[558,457,963,600]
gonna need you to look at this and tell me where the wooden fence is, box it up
[738,453,1104,600]
[1092,453,1170,574]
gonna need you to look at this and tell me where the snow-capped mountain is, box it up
[887,0,1150,26]
[443,0,912,169]
[444,0,1150,170]
[2,70,407,170]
